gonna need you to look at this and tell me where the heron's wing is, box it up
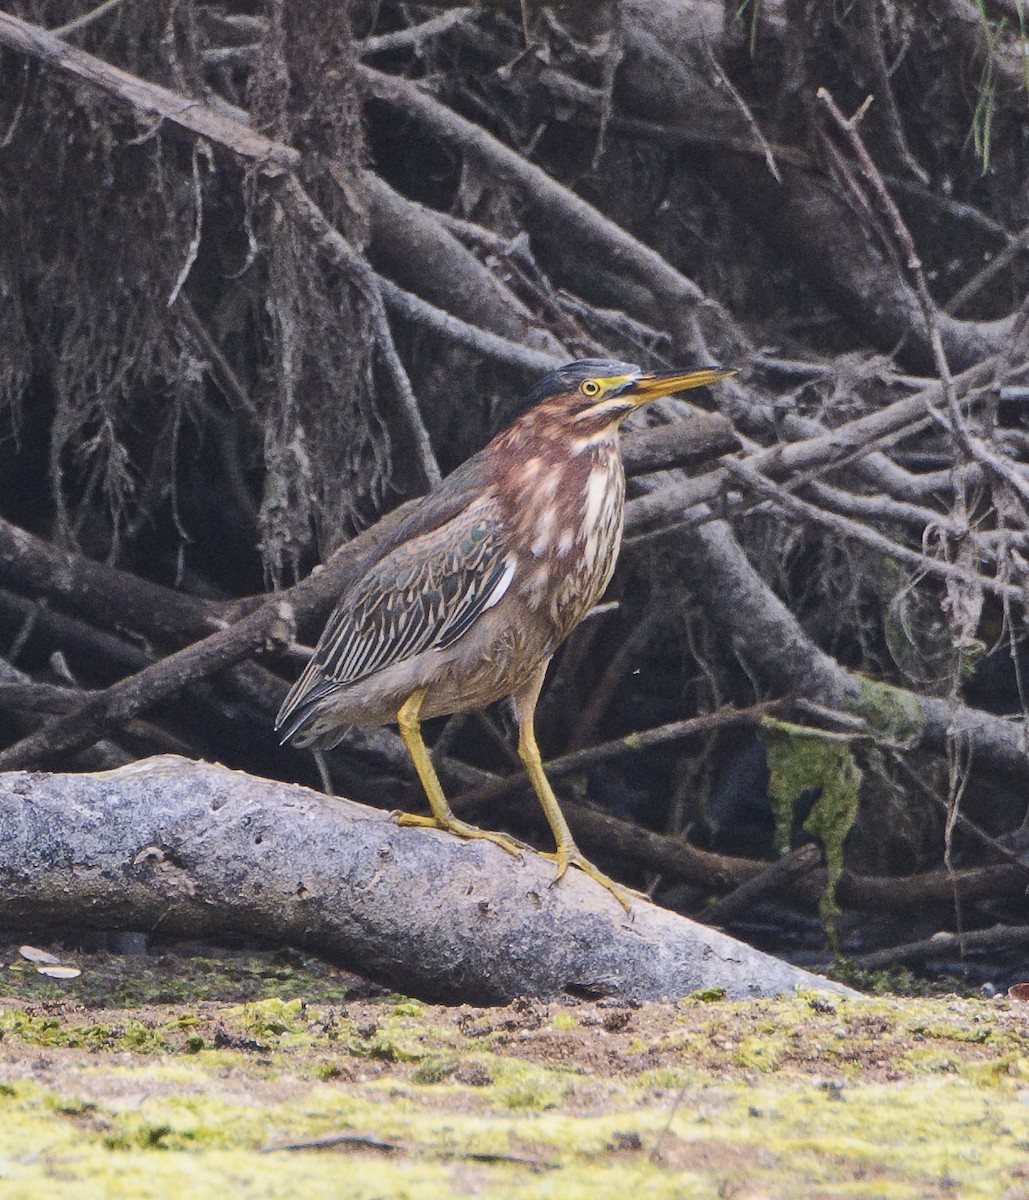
[275,493,514,733]
[318,499,513,682]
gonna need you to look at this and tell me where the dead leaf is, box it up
[19,945,60,964]
[36,965,81,980]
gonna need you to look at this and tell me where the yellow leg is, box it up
[395,689,522,857]
[514,665,637,914]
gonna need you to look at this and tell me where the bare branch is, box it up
[277,175,442,489]
[0,9,299,172]
[724,457,1027,605]
[356,7,476,57]
[356,64,707,329]
[0,757,848,1003]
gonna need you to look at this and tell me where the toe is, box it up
[394,811,440,829]
[551,850,639,914]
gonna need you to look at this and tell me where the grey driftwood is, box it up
[0,756,852,1003]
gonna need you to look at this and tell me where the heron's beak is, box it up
[626,366,738,404]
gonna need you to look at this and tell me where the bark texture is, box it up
[0,757,849,1003]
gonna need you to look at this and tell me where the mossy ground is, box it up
[0,942,1027,1199]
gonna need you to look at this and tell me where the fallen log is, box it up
[0,757,851,1004]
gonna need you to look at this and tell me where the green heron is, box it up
[276,359,735,909]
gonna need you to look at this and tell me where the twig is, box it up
[356,64,706,316]
[818,90,957,399]
[0,499,427,771]
[0,586,150,675]
[723,456,1028,604]
[365,174,566,356]
[566,612,661,751]
[557,778,1029,905]
[945,221,1029,315]
[703,37,781,182]
[262,1128,554,1169]
[175,295,262,422]
[0,515,223,642]
[777,408,979,504]
[623,358,998,539]
[857,0,929,184]
[681,516,1028,787]
[882,173,1013,243]
[166,141,208,308]
[356,8,476,57]
[555,292,671,358]
[376,275,560,375]
[51,0,133,37]
[840,923,1029,971]
[279,176,442,489]
[0,657,131,770]
[263,1131,401,1154]
[0,598,295,771]
[453,703,786,817]
[817,87,1029,510]
[892,755,1029,869]
[803,481,964,537]
[701,843,823,927]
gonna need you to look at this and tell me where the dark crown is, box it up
[521,359,642,410]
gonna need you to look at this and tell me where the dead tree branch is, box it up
[356,64,707,339]
[0,756,850,1003]
[0,598,295,771]
[679,520,1029,777]
[0,9,299,171]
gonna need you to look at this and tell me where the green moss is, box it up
[489,1060,573,1111]
[729,1073,1027,1198]
[733,1029,787,1073]
[761,720,862,947]
[349,1025,430,1063]
[411,1055,455,1084]
[827,961,938,996]
[225,997,314,1039]
[854,677,926,747]
[959,1054,1029,1086]
[1,948,356,1009]
[903,1047,962,1075]
[684,987,727,1003]
[0,1009,176,1053]
[634,1067,697,1090]
[389,998,425,1017]
[0,992,1026,1199]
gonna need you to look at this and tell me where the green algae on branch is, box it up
[757,675,927,951]
[761,718,862,948]
[854,676,926,747]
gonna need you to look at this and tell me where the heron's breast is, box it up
[510,446,625,635]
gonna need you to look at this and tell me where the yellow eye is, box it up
[580,379,602,397]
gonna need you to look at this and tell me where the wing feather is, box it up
[275,495,514,735]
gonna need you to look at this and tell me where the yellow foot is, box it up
[538,848,643,914]
[392,810,525,858]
